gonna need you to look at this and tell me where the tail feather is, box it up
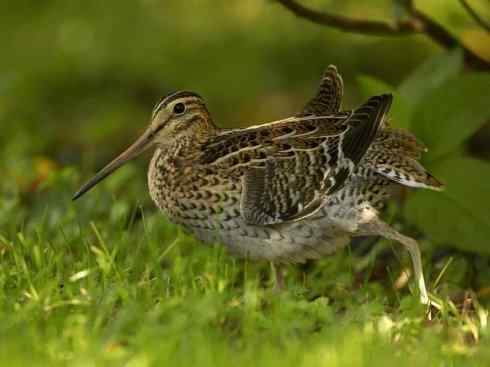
[342,94,392,165]
[368,152,444,191]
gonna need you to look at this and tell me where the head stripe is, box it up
[152,90,202,118]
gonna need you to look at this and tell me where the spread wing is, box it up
[200,94,392,226]
[299,65,344,116]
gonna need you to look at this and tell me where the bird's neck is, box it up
[158,118,218,166]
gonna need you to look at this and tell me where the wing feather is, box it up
[299,65,344,116]
[200,95,392,225]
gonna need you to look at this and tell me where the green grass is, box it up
[1,1,489,365]
[1,166,489,367]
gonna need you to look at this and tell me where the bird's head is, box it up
[72,90,213,200]
[149,90,213,146]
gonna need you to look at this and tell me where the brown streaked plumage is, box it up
[73,65,443,305]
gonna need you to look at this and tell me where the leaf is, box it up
[405,156,490,254]
[399,49,463,106]
[357,75,412,129]
[411,73,490,161]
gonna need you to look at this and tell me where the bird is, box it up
[73,65,443,305]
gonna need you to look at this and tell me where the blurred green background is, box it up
[1,0,489,252]
[1,1,490,365]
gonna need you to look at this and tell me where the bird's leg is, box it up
[354,219,429,306]
[271,262,285,291]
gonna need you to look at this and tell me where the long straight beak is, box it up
[72,128,154,201]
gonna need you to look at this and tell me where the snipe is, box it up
[74,65,443,304]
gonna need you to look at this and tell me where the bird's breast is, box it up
[148,148,243,230]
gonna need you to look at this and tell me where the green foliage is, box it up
[360,49,490,253]
[398,49,463,106]
[413,73,490,161]
[406,157,490,253]
[0,175,489,366]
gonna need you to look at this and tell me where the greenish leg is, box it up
[355,219,429,305]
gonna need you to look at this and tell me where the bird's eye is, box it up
[173,103,186,115]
